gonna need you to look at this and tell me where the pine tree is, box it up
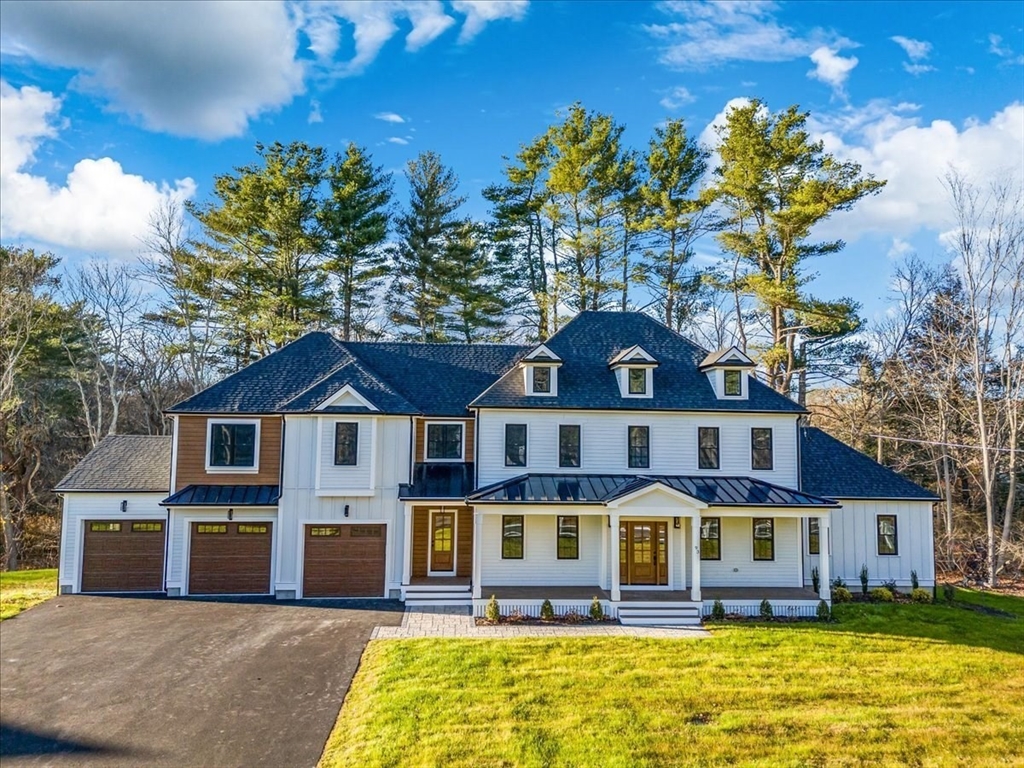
[320,144,393,341]
[443,223,508,342]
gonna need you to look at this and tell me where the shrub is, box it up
[710,599,726,620]
[832,587,853,603]
[881,579,900,596]
[759,599,774,619]
[563,609,584,623]
[831,576,847,590]
[911,588,932,604]
[911,570,920,590]
[860,564,870,595]
[540,599,555,620]
[942,583,956,604]
[811,566,820,594]
[589,596,604,621]
[870,587,894,603]
[816,599,832,621]
[485,595,501,622]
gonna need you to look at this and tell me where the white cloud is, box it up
[308,99,323,124]
[660,86,696,110]
[374,111,407,123]
[646,1,850,69]
[988,33,1024,65]
[386,136,410,145]
[451,0,529,43]
[903,62,936,75]
[886,237,914,260]
[0,80,195,255]
[891,36,931,61]
[0,1,305,140]
[808,46,858,96]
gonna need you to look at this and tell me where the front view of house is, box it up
[56,312,937,625]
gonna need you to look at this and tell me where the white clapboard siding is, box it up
[699,516,801,587]
[479,514,604,587]
[477,409,800,489]
[59,492,166,594]
[276,415,411,592]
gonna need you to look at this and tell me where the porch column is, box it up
[472,510,483,599]
[690,514,702,602]
[818,514,831,601]
[609,512,621,602]
[401,504,413,587]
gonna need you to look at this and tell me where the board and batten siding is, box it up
[173,414,282,491]
[58,492,167,594]
[699,516,801,587]
[479,514,604,587]
[476,409,800,488]
[276,415,412,595]
[317,416,376,491]
[803,500,936,588]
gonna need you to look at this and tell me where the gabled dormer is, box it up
[522,344,562,396]
[699,346,756,400]
[609,345,658,399]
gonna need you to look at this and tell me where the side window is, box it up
[808,518,820,555]
[700,517,721,560]
[628,426,650,469]
[334,422,358,466]
[752,518,774,560]
[504,424,527,467]
[559,425,581,468]
[501,516,524,559]
[698,427,719,469]
[751,428,773,470]
[557,516,579,559]
[877,515,898,555]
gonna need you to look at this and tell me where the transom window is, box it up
[698,427,720,469]
[334,422,358,466]
[505,424,527,467]
[628,426,650,469]
[751,428,773,470]
[208,421,257,468]
[628,368,647,395]
[559,424,581,468]
[557,516,579,559]
[90,522,121,532]
[532,366,551,393]
[426,423,463,460]
[238,524,268,534]
[700,517,721,560]
[724,369,742,396]
[877,515,898,555]
[753,518,775,561]
[808,518,820,555]
[502,515,524,559]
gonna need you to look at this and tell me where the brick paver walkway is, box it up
[371,606,710,639]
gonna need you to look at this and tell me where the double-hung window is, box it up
[628,426,650,469]
[502,515,524,559]
[698,427,719,469]
[751,428,773,470]
[877,515,898,555]
[426,423,463,460]
[557,516,579,559]
[334,422,358,466]
[559,425,581,468]
[700,517,721,560]
[208,421,258,469]
[628,368,647,395]
[752,518,775,560]
[724,369,742,396]
[505,424,527,467]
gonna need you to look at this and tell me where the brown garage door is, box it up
[188,522,272,595]
[303,524,386,597]
[81,520,165,593]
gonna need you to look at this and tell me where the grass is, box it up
[0,568,57,621]
[321,593,1024,767]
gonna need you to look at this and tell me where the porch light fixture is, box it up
[344,504,350,518]
[673,517,680,529]
[120,500,128,513]
[228,508,234,520]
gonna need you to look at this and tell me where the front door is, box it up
[430,510,455,573]
[620,521,668,586]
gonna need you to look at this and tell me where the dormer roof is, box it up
[698,345,756,370]
[609,344,659,368]
[523,344,562,364]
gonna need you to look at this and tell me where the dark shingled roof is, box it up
[55,435,171,492]
[801,427,939,500]
[469,474,837,507]
[471,312,805,413]
[399,463,476,499]
[162,485,280,506]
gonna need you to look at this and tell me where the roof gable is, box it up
[609,344,659,367]
[313,384,379,412]
[699,346,756,369]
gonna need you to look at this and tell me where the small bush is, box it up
[870,587,894,603]
[860,564,870,595]
[881,579,900,595]
[562,609,584,623]
[759,599,774,619]
[485,595,501,622]
[911,588,932,604]
[911,570,919,590]
[811,566,820,594]
[816,599,832,621]
[831,576,847,590]
[942,583,956,604]
[589,596,604,621]
[540,599,555,620]
[832,587,853,603]
[710,599,726,620]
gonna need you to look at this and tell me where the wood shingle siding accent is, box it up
[412,508,429,578]
[411,505,473,577]
[457,507,474,575]
[415,418,475,462]
[174,415,282,491]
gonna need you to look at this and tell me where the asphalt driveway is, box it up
[0,595,403,767]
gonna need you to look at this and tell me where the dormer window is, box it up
[699,346,755,400]
[724,369,742,396]
[523,344,561,396]
[533,366,552,393]
[610,345,658,399]
[628,368,647,395]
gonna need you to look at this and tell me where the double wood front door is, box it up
[430,511,455,573]
[619,521,668,586]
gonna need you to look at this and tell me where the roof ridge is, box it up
[278,356,358,410]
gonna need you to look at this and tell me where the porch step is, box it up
[618,605,702,627]
[403,583,473,606]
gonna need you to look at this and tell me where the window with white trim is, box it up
[207,420,259,469]
[426,423,463,461]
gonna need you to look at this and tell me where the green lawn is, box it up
[321,592,1024,767]
[0,568,57,621]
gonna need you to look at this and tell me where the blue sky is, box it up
[1,0,1022,323]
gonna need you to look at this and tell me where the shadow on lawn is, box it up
[0,722,149,760]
